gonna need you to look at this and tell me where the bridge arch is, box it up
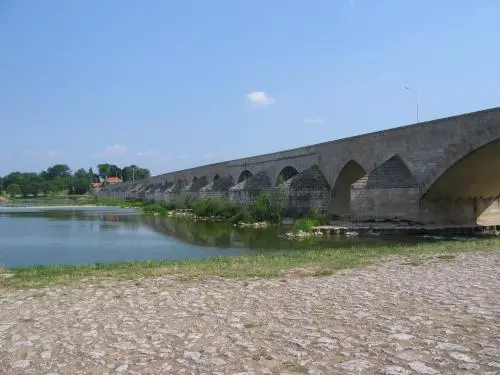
[420,126,500,195]
[330,160,366,217]
[238,170,253,183]
[421,136,500,225]
[276,166,299,186]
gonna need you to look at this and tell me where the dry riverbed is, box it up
[0,251,499,374]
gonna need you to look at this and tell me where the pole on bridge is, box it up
[404,86,419,123]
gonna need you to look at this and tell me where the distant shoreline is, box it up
[0,205,141,211]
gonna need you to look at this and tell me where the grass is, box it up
[291,208,331,232]
[292,218,317,232]
[1,238,499,289]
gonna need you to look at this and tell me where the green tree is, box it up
[4,172,24,188]
[73,168,89,179]
[69,169,91,194]
[88,167,99,183]
[20,173,44,197]
[41,181,53,195]
[97,163,121,180]
[50,176,67,192]
[122,165,151,182]
[44,164,71,180]
[6,184,21,198]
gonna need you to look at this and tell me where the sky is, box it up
[1,0,499,176]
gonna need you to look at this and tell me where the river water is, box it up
[0,206,420,268]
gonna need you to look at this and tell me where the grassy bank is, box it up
[3,194,96,206]
[1,238,499,289]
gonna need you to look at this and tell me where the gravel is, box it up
[0,251,499,374]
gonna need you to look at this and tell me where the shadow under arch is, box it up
[331,160,366,217]
[420,138,500,225]
[238,170,253,183]
[276,166,299,186]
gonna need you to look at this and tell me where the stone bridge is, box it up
[96,107,500,225]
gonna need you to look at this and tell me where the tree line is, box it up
[0,163,151,198]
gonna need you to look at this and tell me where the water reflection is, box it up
[0,207,417,268]
[138,215,403,250]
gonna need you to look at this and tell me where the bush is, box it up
[143,203,170,214]
[249,191,270,222]
[192,198,239,219]
[310,207,329,226]
[292,218,316,232]
[246,188,285,224]
[165,198,188,210]
[230,206,253,224]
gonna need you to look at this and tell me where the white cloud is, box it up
[101,144,128,157]
[48,150,61,157]
[137,150,156,157]
[303,116,325,124]
[247,91,275,107]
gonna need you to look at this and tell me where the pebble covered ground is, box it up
[0,251,499,374]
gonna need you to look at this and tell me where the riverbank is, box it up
[2,237,499,289]
[1,250,499,374]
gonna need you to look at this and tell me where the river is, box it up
[0,206,423,268]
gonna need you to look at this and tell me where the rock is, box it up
[408,361,438,374]
[183,351,202,362]
[395,351,423,361]
[12,360,30,369]
[436,342,468,351]
[458,363,480,370]
[208,357,227,366]
[339,359,373,372]
[449,352,476,363]
[377,366,410,375]
[41,351,51,360]
[0,324,11,332]
[115,364,129,373]
[389,333,415,341]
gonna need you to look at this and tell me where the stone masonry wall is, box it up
[94,107,500,224]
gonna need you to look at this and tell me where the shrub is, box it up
[249,191,270,222]
[165,198,188,210]
[230,206,253,224]
[143,203,170,214]
[292,218,316,232]
[310,207,329,226]
[248,188,286,224]
[192,198,239,219]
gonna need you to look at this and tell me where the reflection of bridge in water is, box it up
[139,216,281,249]
[136,216,414,250]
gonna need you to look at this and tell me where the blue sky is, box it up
[1,0,499,176]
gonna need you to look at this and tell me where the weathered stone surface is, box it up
[0,251,499,374]
[95,107,500,225]
[377,366,411,375]
[408,361,438,374]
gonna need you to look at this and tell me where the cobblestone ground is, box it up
[0,251,499,375]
